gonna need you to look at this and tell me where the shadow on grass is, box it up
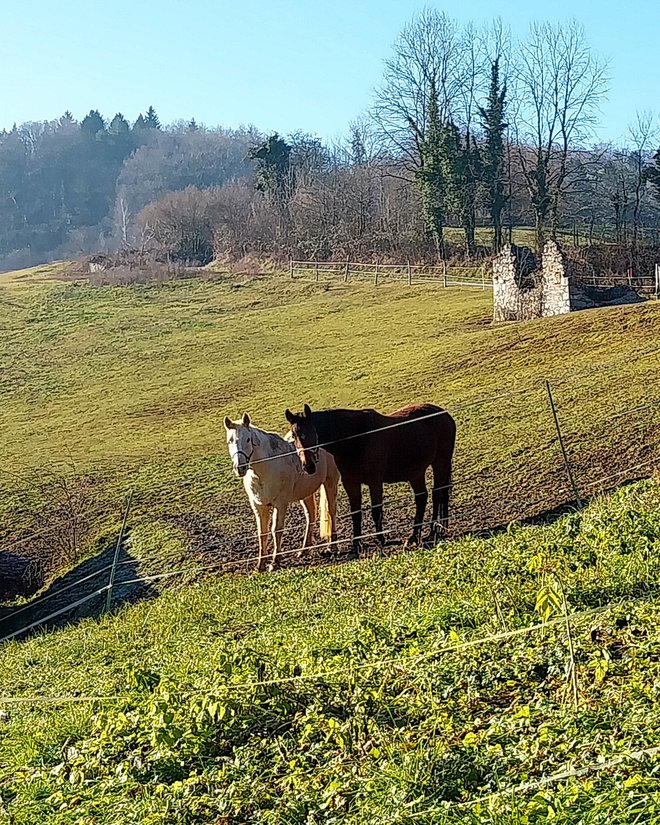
[0,534,157,643]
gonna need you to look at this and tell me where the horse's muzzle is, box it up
[234,463,248,478]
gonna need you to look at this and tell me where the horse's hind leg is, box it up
[405,474,428,548]
[429,459,452,543]
[368,481,385,549]
[343,479,363,556]
[298,495,316,558]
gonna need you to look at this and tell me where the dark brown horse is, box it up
[284,403,456,551]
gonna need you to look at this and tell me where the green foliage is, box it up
[80,109,105,137]
[248,132,293,205]
[415,76,483,256]
[440,123,483,256]
[144,106,161,130]
[108,113,130,135]
[415,77,447,254]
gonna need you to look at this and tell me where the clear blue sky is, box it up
[2,0,658,146]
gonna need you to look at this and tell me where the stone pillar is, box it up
[539,240,571,317]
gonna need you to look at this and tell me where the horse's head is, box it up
[285,403,319,475]
[224,413,256,478]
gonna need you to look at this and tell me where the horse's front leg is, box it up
[269,503,287,572]
[368,481,385,550]
[252,504,270,573]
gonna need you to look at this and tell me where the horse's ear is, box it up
[303,403,313,418]
[242,412,250,427]
[224,416,234,430]
[285,408,295,424]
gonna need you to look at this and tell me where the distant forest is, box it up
[3,13,660,271]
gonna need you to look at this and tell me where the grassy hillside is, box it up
[0,263,659,822]
[1,480,660,823]
[1,262,658,589]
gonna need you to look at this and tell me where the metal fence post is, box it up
[344,261,349,282]
[374,263,379,286]
[105,490,133,613]
[289,260,294,279]
[544,382,582,507]
[315,261,319,282]
[407,261,412,286]
[443,260,448,288]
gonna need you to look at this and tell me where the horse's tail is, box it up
[319,484,333,541]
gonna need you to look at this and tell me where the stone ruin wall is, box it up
[492,240,642,322]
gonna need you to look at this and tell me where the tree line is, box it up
[3,13,660,272]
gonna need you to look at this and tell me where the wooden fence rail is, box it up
[289,260,493,289]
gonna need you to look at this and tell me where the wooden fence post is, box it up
[344,261,350,282]
[655,263,660,299]
[315,261,319,282]
[443,261,448,288]
[407,261,412,286]
[545,381,582,507]
[289,260,294,279]
[374,263,379,286]
[105,491,133,614]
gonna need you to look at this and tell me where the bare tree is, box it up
[628,110,657,266]
[512,21,609,252]
[117,197,131,247]
[371,9,469,171]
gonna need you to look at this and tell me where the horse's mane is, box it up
[250,425,296,456]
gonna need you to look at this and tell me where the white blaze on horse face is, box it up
[226,423,253,478]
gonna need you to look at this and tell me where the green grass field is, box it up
[0,262,659,823]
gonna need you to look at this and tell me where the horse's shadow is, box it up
[0,535,156,643]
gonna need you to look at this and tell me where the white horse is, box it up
[224,413,340,572]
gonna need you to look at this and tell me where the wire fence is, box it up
[0,344,658,643]
[289,259,493,289]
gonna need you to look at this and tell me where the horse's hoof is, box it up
[423,530,438,548]
[403,534,419,551]
[346,543,361,559]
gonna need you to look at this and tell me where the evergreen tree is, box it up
[350,125,367,166]
[81,109,105,136]
[414,76,446,257]
[133,114,147,130]
[478,58,508,252]
[440,124,482,256]
[188,118,199,132]
[247,133,292,206]
[108,113,130,135]
[144,106,161,129]
[58,111,76,130]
